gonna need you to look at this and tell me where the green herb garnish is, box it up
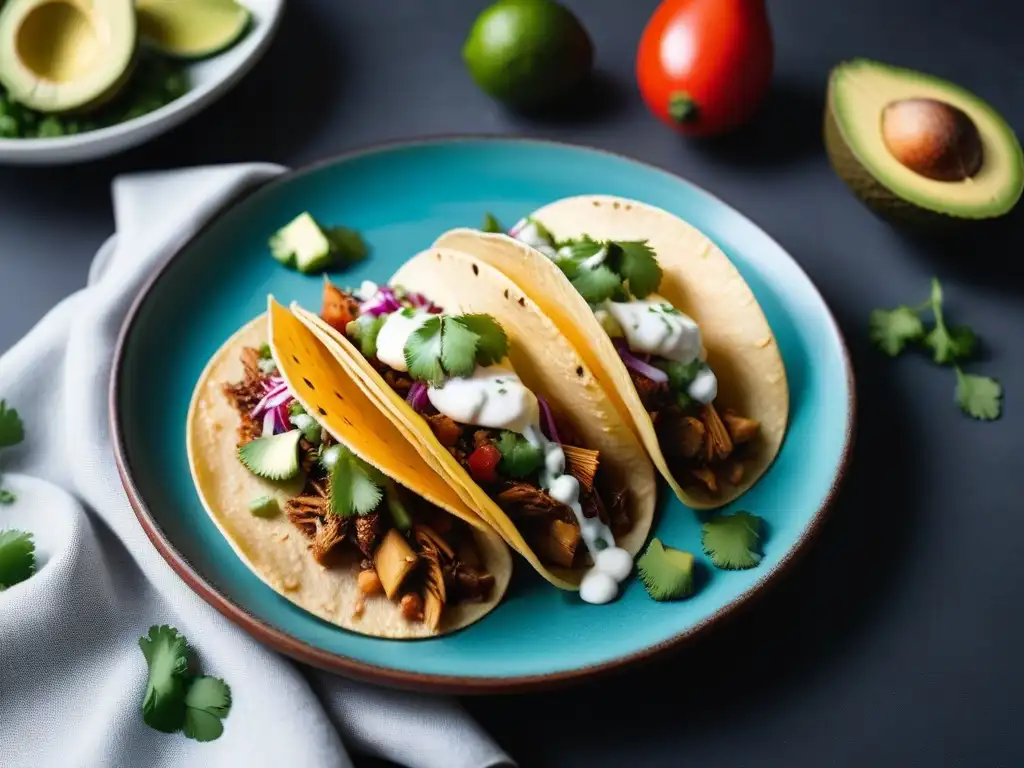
[614,241,662,298]
[0,529,35,589]
[701,511,763,570]
[346,314,386,359]
[551,237,662,301]
[0,399,24,504]
[404,314,508,385]
[495,431,544,478]
[637,538,695,600]
[139,625,232,741]
[870,277,1001,420]
[324,226,369,264]
[328,444,386,517]
[482,212,503,233]
[568,264,622,304]
[257,343,272,360]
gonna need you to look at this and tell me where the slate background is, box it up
[2,0,1022,765]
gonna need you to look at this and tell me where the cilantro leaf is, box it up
[561,237,604,261]
[955,367,1002,420]
[139,625,191,733]
[182,676,232,742]
[495,431,544,478]
[925,324,976,364]
[328,444,386,517]
[655,359,702,392]
[869,306,925,356]
[701,511,763,570]
[439,317,481,379]
[324,227,368,264]
[0,529,35,589]
[456,314,508,366]
[0,489,14,505]
[614,241,662,298]
[571,265,622,304]
[0,400,24,449]
[482,212,503,233]
[405,316,446,385]
[346,314,386,359]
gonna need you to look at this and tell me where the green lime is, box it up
[462,0,593,110]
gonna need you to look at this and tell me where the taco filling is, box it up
[319,279,635,599]
[221,343,496,629]
[509,218,762,495]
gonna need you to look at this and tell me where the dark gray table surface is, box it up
[2,1,1022,765]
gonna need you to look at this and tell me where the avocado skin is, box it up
[824,62,1023,230]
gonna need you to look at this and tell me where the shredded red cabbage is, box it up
[536,395,561,444]
[406,380,430,412]
[274,402,292,434]
[360,285,402,316]
[261,410,276,437]
[250,381,290,417]
[613,338,668,383]
[407,293,443,313]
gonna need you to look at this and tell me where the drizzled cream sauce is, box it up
[375,309,431,372]
[426,364,539,434]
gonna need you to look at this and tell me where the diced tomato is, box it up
[322,282,356,333]
[467,443,502,484]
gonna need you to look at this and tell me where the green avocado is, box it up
[0,0,136,114]
[269,212,335,274]
[237,429,303,482]
[825,59,1024,225]
[137,0,251,61]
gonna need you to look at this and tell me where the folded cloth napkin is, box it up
[0,164,516,768]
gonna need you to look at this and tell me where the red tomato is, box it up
[636,0,774,137]
[467,443,502,484]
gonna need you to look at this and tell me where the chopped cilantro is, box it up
[139,625,232,741]
[257,343,273,360]
[183,676,232,742]
[405,314,509,385]
[496,431,544,478]
[955,366,1002,420]
[868,306,925,356]
[571,264,622,304]
[0,399,24,503]
[324,226,369,264]
[346,314,386,359]
[637,538,695,600]
[655,359,702,392]
[139,625,191,733]
[560,237,604,261]
[328,444,386,517]
[614,241,662,298]
[0,529,35,589]
[482,212,503,233]
[455,314,508,366]
[701,511,763,570]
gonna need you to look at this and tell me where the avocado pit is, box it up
[881,98,984,182]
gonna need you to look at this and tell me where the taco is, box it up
[185,299,511,639]
[290,248,657,605]
[432,195,789,509]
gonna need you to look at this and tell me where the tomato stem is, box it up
[668,91,699,124]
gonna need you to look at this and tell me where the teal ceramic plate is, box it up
[112,137,854,694]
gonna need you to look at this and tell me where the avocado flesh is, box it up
[137,0,251,60]
[826,59,1023,221]
[0,0,136,114]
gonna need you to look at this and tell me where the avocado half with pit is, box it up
[0,0,136,114]
[825,59,1024,226]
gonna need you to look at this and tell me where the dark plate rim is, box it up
[109,134,857,695]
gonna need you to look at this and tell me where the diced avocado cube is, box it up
[269,212,334,273]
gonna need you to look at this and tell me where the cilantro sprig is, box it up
[326,444,387,517]
[870,277,1001,420]
[139,625,232,742]
[404,314,509,386]
[701,511,764,570]
[553,237,663,303]
[0,529,35,589]
[482,212,503,233]
[495,431,544,478]
[0,399,24,503]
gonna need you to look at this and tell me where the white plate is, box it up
[0,0,284,165]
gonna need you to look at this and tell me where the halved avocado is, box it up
[137,0,251,61]
[0,0,136,114]
[825,59,1024,224]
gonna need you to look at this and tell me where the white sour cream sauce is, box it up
[511,219,558,259]
[424,349,632,604]
[375,309,431,372]
[603,297,718,405]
